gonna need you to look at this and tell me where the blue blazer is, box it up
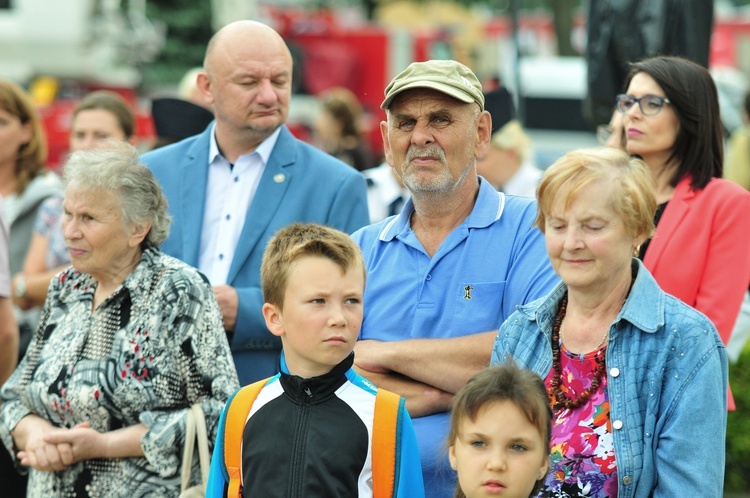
[141,124,370,385]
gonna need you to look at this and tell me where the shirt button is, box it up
[225,214,231,220]
[610,367,620,377]
[425,274,432,281]
[623,476,631,485]
[218,254,224,261]
[234,176,239,182]
[613,420,623,430]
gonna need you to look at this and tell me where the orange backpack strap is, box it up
[372,388,404,498]
[224,377,271,498]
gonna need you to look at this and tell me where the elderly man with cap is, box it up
[351,60,558,497]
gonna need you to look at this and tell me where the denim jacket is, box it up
[492,259,728,498]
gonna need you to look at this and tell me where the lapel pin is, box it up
[273,173,286,183]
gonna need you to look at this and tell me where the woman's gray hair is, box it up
[63,141,171,249]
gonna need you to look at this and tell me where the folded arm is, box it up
[353,368,452,418]
[353,331,495,417]
[354,331,496,394]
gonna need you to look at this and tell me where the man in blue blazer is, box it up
[141,20,369,385]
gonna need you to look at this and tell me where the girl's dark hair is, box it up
[624,56,722,190]
[448,362,552,498]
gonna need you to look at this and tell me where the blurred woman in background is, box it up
[476,119,542,197]
[0,80,61,282]
[0,76,61,498]
[12,91,135,312]
[618,58,750,406]
[313,87,377,172]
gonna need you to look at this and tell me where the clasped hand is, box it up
[19,422,104,472]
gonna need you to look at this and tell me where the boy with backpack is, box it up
[205,223,424,497]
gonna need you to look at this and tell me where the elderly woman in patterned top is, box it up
[491,147,728,497]
[0,141,240,497]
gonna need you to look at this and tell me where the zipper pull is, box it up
[304,387,312,398]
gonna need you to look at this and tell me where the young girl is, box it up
[448,363,552,498]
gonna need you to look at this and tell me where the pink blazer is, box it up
[644,176,750,346]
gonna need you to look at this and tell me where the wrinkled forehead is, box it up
[387,88,476,121]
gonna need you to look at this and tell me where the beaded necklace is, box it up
[548,292,607,412]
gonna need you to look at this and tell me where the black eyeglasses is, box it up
[616,94,671,116]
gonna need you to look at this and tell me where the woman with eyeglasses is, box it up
[618,56,750,410]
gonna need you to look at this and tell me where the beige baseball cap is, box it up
[381,59,485,111]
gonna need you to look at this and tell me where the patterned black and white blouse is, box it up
[0,248,240,497]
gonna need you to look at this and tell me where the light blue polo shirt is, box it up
[351,177,559,498]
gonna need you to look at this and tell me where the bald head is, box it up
[205,21,291,74]
[197,20,294,158]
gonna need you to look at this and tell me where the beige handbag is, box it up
[179,404,210,498]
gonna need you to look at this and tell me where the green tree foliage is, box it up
[726,345,750,493]
[144,0,213,86]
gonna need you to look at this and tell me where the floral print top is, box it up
[540,344,618,497]
[0,249,240,497]
[33,195,70,270]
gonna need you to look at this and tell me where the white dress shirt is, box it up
[363,162,410,223]
[501,161,543,198]
[198,125,281,285]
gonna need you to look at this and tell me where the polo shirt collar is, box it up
[378,177,505,241]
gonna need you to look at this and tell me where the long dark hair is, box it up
[624,56,723,190]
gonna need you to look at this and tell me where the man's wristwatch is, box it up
[14,275,26,299]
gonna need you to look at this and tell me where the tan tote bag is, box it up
[179,404,210,497]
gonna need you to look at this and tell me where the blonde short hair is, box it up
[261,223,366,309]
[535,147,656,240]
[489,120,531,164]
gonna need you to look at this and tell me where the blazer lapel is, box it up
[643,176,695,270]
[226,126,296,283]
[179,128,212,266]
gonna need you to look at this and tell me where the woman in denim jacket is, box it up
[492,147,727,497]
